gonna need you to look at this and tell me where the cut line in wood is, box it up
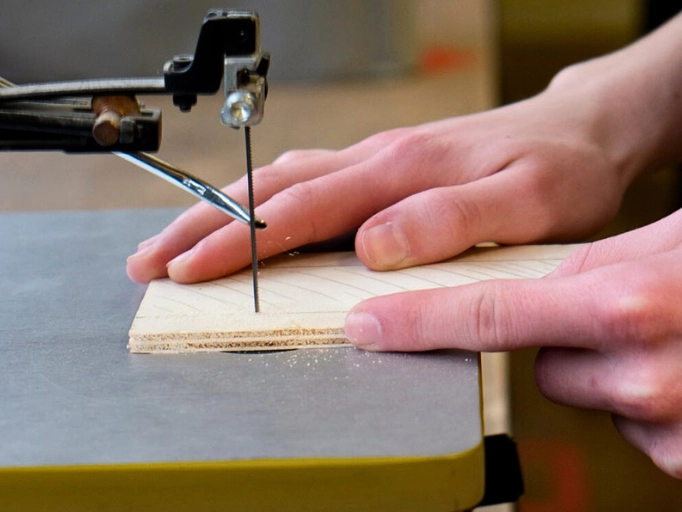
[128,244,579,353]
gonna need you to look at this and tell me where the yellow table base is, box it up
[2,444,484,512]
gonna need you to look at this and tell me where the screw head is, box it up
[172,54,194,72]
[222,91,257,126]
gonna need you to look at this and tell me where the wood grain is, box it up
[128,244,579,353]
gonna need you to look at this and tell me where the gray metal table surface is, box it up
[0,208,483,510]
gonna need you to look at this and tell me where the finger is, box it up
[344,272,606,352]
[126,201,231,283]
[612,415,682,479]
[552,208,682,277]
[354,164,596,271]
[126,149,354,283]
[136,234,160,252]
[534,348,682,423]
[346,247,682,352]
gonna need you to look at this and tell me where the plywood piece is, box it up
[128,244,579,353]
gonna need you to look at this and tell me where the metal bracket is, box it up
[0,9,269,152]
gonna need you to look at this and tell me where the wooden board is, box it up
[128,244,579,353]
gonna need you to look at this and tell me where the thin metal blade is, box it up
[244,126,260,313]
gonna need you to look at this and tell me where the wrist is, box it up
[546,16,682,184]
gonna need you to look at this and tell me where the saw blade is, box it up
[244,126,260,313]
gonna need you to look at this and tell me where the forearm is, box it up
[546,12,682,186]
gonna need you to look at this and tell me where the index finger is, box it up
[344,270,609,352]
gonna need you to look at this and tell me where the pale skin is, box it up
[127,14,682,478]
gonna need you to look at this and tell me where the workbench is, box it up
[0,208,498,512]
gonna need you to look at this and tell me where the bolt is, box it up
[92,110,121,146]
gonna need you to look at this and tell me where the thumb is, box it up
[355,165,579,271]
[344,273,603,352]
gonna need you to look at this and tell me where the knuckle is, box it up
[470,284,509,350]
[278,179,316,205]
[444,196,482,244]
[401,291,456,351]
[406,189,478,252]
[251,162,291,196]
[362,127,411,149]
[608,354,681,421]
[610,375,668,420]
[596,283,664,346]
[407,300,435,350]
[390,129,431,153]
[384,130,447,171]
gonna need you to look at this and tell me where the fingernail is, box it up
[127,236,160,263]
[167,247,195,270]
[345,311,382,348]
[137,234,160,252]
[361,222,409,268]
[127,241,156,263]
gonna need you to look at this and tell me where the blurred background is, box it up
[1,1,681,509]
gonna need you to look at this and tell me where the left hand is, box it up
[345,208,682,479]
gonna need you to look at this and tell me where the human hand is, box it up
[126,85,634,283]
[126,11,682,285]
[345,209,682,479]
